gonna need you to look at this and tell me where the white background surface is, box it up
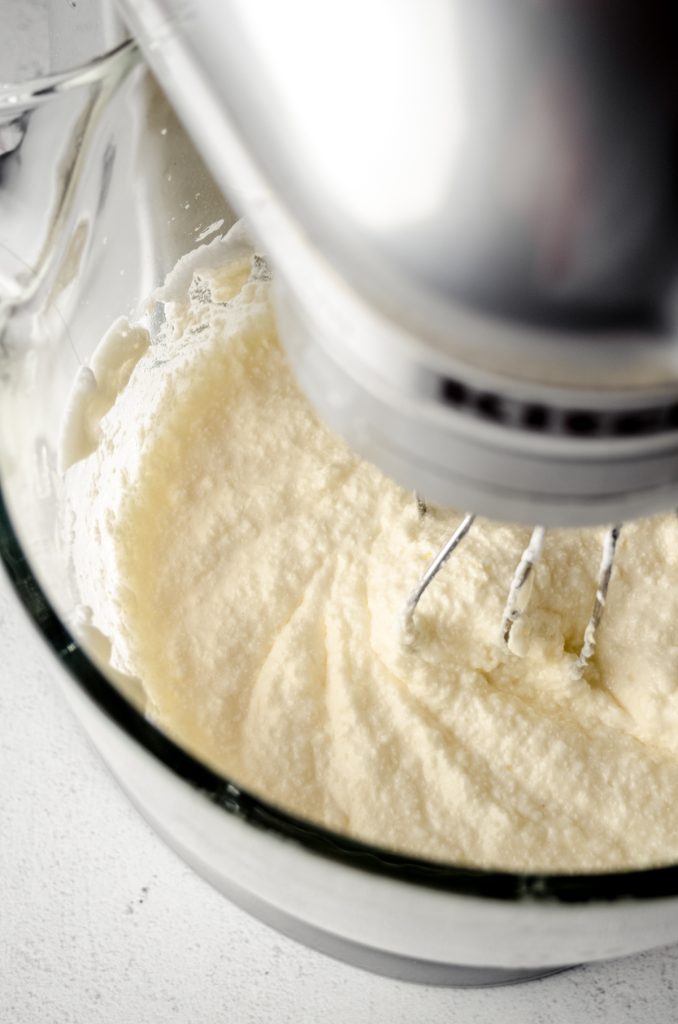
[2,571,678,1023]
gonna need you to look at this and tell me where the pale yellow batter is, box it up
[65,225,678,872]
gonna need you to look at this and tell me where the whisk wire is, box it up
[501,526,546,644]
[576,524,622,673]
[402,512,476,638]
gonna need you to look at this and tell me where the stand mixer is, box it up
[5,0,678,985]
[117,0,678,665]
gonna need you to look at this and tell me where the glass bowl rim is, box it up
[0,38,138,113]
[3,487,678,906]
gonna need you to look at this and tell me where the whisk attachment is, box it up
[401,512,476,641]
[575,524,622,674]
[500,526,546,646]
[402,502,623,672]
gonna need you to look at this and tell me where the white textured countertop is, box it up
[1,568,677,1024]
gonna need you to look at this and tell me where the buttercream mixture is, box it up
[63,223,678,872]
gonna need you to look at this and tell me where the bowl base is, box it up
[136,798,578,988]
[231,889,578,987]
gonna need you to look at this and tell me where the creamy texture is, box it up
[65,225,678,872]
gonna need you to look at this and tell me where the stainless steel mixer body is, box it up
[118,0,678,530]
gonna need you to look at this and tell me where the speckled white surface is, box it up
[1,567,677,1024]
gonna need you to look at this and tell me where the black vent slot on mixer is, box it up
[439,376,678,439]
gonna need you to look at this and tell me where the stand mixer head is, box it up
[118,0,678,529]
[117,0,678,659]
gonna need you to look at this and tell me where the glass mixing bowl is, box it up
[3,25,678,988]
